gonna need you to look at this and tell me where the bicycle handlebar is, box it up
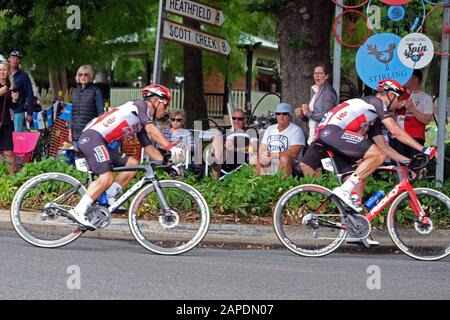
[403,153,430,183]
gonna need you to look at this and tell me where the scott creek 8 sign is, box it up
[162,20,231,56]
[165,0,225,27]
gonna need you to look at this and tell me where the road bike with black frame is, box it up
[273,151,450,261]
[10,151,210,255]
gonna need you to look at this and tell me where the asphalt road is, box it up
[1,230,449,300]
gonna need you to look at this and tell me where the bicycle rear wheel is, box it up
[128,180,210,255]
[10,173,86,248]
[387,188,450,261]
[273,185,347,257]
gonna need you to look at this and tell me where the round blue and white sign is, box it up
[398,33,434,69]
[356,33,413,90]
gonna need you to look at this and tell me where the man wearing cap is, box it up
[256,103,305,178]
[8,51,34,132]
[393,69,433,158]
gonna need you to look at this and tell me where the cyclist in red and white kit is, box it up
[316,79,437,212]
[68,84,183,229]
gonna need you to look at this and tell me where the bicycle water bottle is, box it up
[98,192,109,207]
[364,191,385,210]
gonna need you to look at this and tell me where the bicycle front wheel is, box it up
[387,188,450,261]
[128,180,210,255]
[10,173,86,248]
[273,184,347,257]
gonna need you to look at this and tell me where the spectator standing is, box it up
[8,51,34,132]
[300,64,337,144]
[257,103,305,179]
[69,65,104,145]
[299,64,337,177]
[393,69,433,158]
[0,61,19,174]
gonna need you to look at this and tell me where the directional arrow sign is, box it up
[165,0,225,27]
[162,20,231,56]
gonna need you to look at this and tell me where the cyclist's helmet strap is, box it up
[377,79,410,101]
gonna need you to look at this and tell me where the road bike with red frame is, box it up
[273,153,450,261]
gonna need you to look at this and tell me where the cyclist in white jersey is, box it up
[68,84,183,229]
[316,79,437,212]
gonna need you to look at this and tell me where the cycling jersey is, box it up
[314,96,393,162]
[83,100,152,143]
[317,96,391,135]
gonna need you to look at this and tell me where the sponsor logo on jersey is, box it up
[336,111,348,121]
[79,137,90,145]
[94,145,110,163]
[342,132,364,144]
[321,129,332,138]
[102,117,116,128]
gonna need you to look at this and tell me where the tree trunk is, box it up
[183,18,209,129]
[276,0,334,135]
[48,69,68,98]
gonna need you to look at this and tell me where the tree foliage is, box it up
[0,0,154,89]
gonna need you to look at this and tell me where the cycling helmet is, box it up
[140,84,172,103]
[377,79,410,101]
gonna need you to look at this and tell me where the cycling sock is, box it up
[106,182,123,198]
[74,195,94,214]
[340,173,362,194]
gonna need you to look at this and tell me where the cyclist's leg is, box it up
[299,143,327,177]
[318,126,385,210]
[144,145,163,161]
[73,131,117,228]
[109,150,139,191]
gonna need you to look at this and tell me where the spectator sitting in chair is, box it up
[157,110,194,161]
[256,103,305,179]
[209,109,258,180]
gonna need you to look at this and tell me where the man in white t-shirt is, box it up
[393,69,433,158]
[256,103,305,178]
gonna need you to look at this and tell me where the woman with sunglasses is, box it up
[69,65,104,146]
[158,110,194,152]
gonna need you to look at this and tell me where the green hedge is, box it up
[1,157,449,223]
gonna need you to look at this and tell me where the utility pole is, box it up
[436,7,450,187]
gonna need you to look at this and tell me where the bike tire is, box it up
[128,180,210,255]
[273,184,347,257]
[387,188,450,261]
[10,173,86,248]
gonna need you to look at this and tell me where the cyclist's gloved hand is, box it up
[421,146,437,159]
[166,144,184,162]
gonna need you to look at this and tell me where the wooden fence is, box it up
[110,88,281,116]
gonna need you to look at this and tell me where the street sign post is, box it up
[153,0,165,84]
[165,0,225,27]
[162,20,231,56]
